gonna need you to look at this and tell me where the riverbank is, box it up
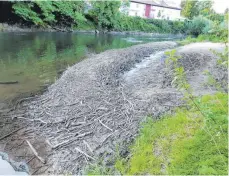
[1,41,178,174]
[0,23,186,39]
[0,41,226,174]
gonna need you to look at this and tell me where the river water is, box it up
[0,32,182,106]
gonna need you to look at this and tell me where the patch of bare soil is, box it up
[0,42,225,175]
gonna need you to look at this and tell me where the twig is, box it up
[31,166,42,175]
[47,131,93,149]
[26,156,36,164]
[0,81,18,84]
[0,127,23,141]
[75,147,95,160]
[13,116,47,124]
[83,140,93,153]
[98,119,113,132]
[26,140,46,164]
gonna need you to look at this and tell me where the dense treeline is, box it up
[0,0,227,36]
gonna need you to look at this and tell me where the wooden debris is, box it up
[0,81,18,84]
[26,140,46,164]
[0,127,23,141]
[98,119,113,132]
[75,147,95,160]
[83,140,93,153]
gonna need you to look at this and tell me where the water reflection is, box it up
[0,32,182,102]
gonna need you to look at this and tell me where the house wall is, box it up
[128,2,146,18]
[150,6,181,20]
[127,2,181,20]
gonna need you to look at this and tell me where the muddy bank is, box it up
[0,42,226,175]
[0,23,185,39]
[0,23,56,32]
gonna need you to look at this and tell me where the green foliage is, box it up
[147,19,190,34]
[89,1,121,30]
[169,93,228,175]
[181,0,199,19]
[6,0,229,36]
[113,14,158,32]
[180,13,228,43]
[188,15,213,36]
[207,13,228,42]
[12,1,86,27]
[181,0,213,19]
[197,0,214,17]
[12,2,44,26]
[214,47,228,68]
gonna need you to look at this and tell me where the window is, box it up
[135,12,138,16]
[136,4,139,8]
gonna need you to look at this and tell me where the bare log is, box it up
[98,119,113,132]
[0,81,18,84]
[26,140,46,164]
[0,127,23,141]
[75,147,95,160]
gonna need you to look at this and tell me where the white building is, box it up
[127,0,182,21]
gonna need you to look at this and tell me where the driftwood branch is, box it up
[83,140,93,153]
[0,127,23,141]
[26,140,46,164]
[0,81,18,84]
[75,147,95,160]
[46,131,93,150]
[98,119,113,132]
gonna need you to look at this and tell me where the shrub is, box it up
[12,1,86,27]
[113,14,158,32]
[188,15,213,36]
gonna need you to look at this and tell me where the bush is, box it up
[12,1,86,27]
[113,14,158,32]
[188,15,213,36]
[147,19,172,33]
[147,19,190,34]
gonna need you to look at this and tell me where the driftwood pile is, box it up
[5,42,225,174]
[13,41,177,174]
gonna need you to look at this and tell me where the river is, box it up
[0,32,183,107]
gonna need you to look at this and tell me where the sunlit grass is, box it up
[114,93,228,175]
[179,34,226,45]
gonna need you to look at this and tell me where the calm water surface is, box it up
[0,32,182,104]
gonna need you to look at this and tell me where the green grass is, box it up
[114,92,228,175]
[179,34,226,45]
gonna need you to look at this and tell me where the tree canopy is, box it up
[181,0,213,19]
[89,1,121,30]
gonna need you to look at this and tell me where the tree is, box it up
[89,1,121,31]
[11,1,86,27]
[181,0,199,19]
[197,0,213,16]
[120,0,130,15]
[181,0,213,19]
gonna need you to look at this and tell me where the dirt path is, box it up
[0,42,225,175]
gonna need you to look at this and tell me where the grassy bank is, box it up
[179,34,227,45]
[115,92,228,175]
[85,38,228,175]
[86,92,228,175]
